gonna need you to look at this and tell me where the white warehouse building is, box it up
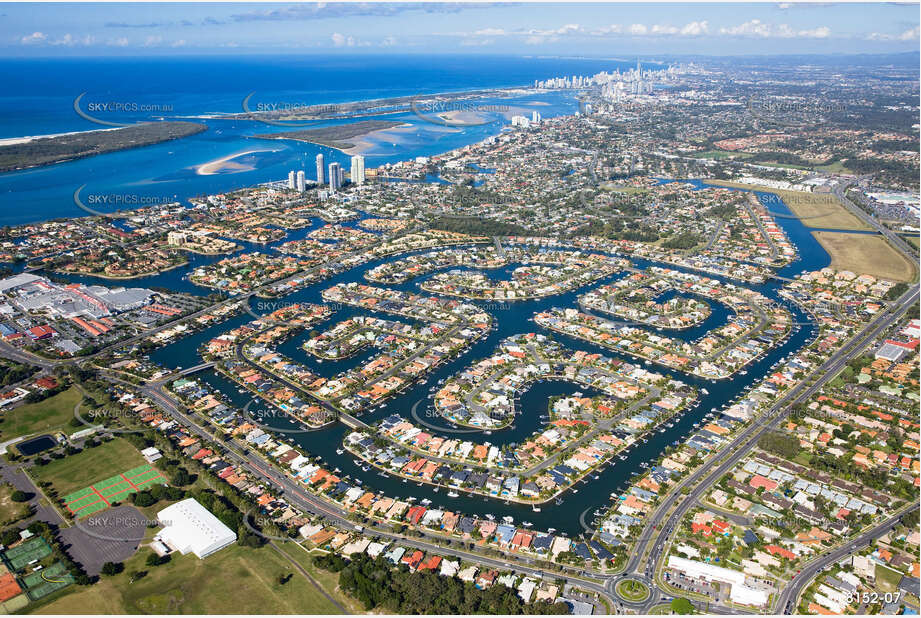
[156,498,236,559]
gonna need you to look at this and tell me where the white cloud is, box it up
[525,35,559,45]
[50,33,95,47]
[681,21,710,36]
[719,19,830,38]
[380,36,397,47]
[329,32,369,47]
[20,31,47,44]
[651,24,679,35]
[143,35,163,46]
[628,23,648,35]
[799,26,830,38]
[720,19,773,37]
[453,18,834,43]
[594,24,623,35]
[331,32,354,47]
[870,25,920,41]
[108,37,130,47]
[460,38,493,47]
[900,26,921,40]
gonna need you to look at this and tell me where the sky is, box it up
[2,2,919,57]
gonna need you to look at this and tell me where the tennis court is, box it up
[21,562,73,600]
[2,537,51,571]
[62,463,167,518]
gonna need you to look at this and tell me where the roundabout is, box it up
[614,577,652,603]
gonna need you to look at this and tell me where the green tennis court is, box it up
[22,562,73,600]
[2,538,52,571]
[62,463,167,518]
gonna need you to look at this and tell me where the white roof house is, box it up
[156,498,236,559]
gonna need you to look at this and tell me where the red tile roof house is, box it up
[417,555,442,572]
[406,505,427,525]
[476,570,498,589]
[766,545,797,561]
[748,475,778,491]
[402,550,424,571]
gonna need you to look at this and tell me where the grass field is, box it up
[32,438,147,497]
[694,150,753,161]
[903,234,920,250]
[876,564,904,593]
[812,231,918,283]
[62,464,166,518]
[32,543,344,614]
[0,386,82,442]
[0,483,29,525]
[705,180,871,231]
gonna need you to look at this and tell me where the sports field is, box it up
[32,544,348,614]
[2,537,52,571]
[21,562,74,601]
[62,464,166,518]
[32,437,148,497]
[0,386,83,442]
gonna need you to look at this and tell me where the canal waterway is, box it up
[135,182,829,536]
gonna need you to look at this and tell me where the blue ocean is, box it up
[0,54,640,225]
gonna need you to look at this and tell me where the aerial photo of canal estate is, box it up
[0,1,917,616]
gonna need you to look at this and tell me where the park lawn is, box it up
[876,564,905,593]
[0,386,82,442]
[32,543,343,615]
[904,234,920,250]
[297,547,367,614]
[815,159,854,174]
[812,231,918,283]
[705,180,871,231]
[32,437,147,497]
[695,150,753,161]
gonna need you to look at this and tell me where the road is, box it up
[631,283,919,607]
[774,504,919,614]
[107,373,622,609]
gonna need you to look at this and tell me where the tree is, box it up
[132,492,156,508]
[671,597,695,614]
[10,490,29,503]
[128,570,147,583]
[100,561,123,576]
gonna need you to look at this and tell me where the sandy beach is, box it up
[196,148,277,175]
[0,126,124,147]
[342,123,419,155]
